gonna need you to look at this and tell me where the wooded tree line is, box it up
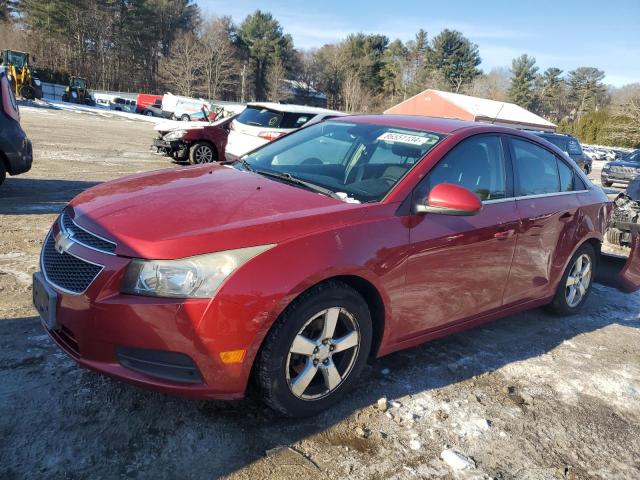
[1,1,638,147]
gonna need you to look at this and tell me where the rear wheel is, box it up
[256,280,372,417]
[188,142,216,164]
[547,243,596,315]
[145,110,154,117]
[602,181,613,187]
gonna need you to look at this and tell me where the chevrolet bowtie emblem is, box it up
[54,230,74,254]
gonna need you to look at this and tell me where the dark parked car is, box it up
[0,67,33,186]
[34,115,640,417]
[601,149,640,187]
[533,132,592,174]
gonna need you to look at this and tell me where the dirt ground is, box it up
[1,105,639,480]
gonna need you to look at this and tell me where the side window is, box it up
[512,138,560,196]
[421,135,507,201]
[557,159,574,192]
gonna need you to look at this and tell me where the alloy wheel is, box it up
[565,253,592,308]
[195,146,213,163]
[286,307,360,400]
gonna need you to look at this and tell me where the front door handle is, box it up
[559,211,573,221]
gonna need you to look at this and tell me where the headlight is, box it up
[163,129,187,141]
[121,245,274,298]
[34,79,41,86]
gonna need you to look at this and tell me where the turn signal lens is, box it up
[219,350,246,364]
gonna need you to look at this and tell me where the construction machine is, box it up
[0,50,43,100]
[62,76,94,105]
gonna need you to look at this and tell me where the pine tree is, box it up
[509,54,538,110]
[426,29,481,92]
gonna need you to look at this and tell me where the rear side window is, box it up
[422,135,507,201]
[557,159,574,192]
[512,139,560,195]
[512,138,582,196]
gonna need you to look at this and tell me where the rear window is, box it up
[236,106,315,129]
[542,135,582,155]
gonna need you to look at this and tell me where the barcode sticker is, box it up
[376,132,434,146]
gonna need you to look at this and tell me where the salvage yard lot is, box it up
[1,107,640,479]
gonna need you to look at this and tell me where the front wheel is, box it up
[547,243,596,315]
[180,114,190,122]
[256,280,372,417]
[602,181,613,187]
[188,142,216,164]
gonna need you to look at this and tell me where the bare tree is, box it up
[267,57,287,102]
[160,33,203,98]
[342,71,370,113]
[200,17,238,101]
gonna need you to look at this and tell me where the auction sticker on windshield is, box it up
[376,131,438,146]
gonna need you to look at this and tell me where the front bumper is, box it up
[152,138,188,159]
[34,219,256,400]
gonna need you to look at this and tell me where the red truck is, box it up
[136,94,163,115]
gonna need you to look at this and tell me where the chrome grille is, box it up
[41,232,103,294]
[60,213,117,254]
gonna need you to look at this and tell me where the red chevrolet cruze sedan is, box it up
[33,116,640,417]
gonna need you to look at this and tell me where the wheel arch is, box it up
[246,273,388,393]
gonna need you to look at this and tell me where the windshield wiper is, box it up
[230,158,254,171]
[255,170,343,201]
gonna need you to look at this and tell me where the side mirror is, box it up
[415,183,482,216]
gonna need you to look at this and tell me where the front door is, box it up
[397,134,519,341]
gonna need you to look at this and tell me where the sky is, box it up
[200,0,639,87]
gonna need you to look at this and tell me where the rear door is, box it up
[503,136,584,304]
[399,134,520,339]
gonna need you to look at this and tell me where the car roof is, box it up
[532,131,576,139]
[247,102,346,116]
[331,114,482,134]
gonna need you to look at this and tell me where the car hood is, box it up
[607,160,640,168]
[69,165,357,259]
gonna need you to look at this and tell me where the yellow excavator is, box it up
[0,50,43,100]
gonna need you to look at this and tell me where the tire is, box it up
[0,162,6,186]
[602,181,613,187]
[145,110,154,117]
[188,142,216,164]
[61,93,69,102]
[547,243,596,316]
[19,85,35,100]
[256,280,373,417]
[180,114,190,122]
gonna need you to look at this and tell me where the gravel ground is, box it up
[1,104,639,480]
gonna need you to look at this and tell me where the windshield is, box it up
[236,106,314,129]
[72,78,86,89]
[239,121,443,202]
[623,151,640,163]
[6,51,27,68]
